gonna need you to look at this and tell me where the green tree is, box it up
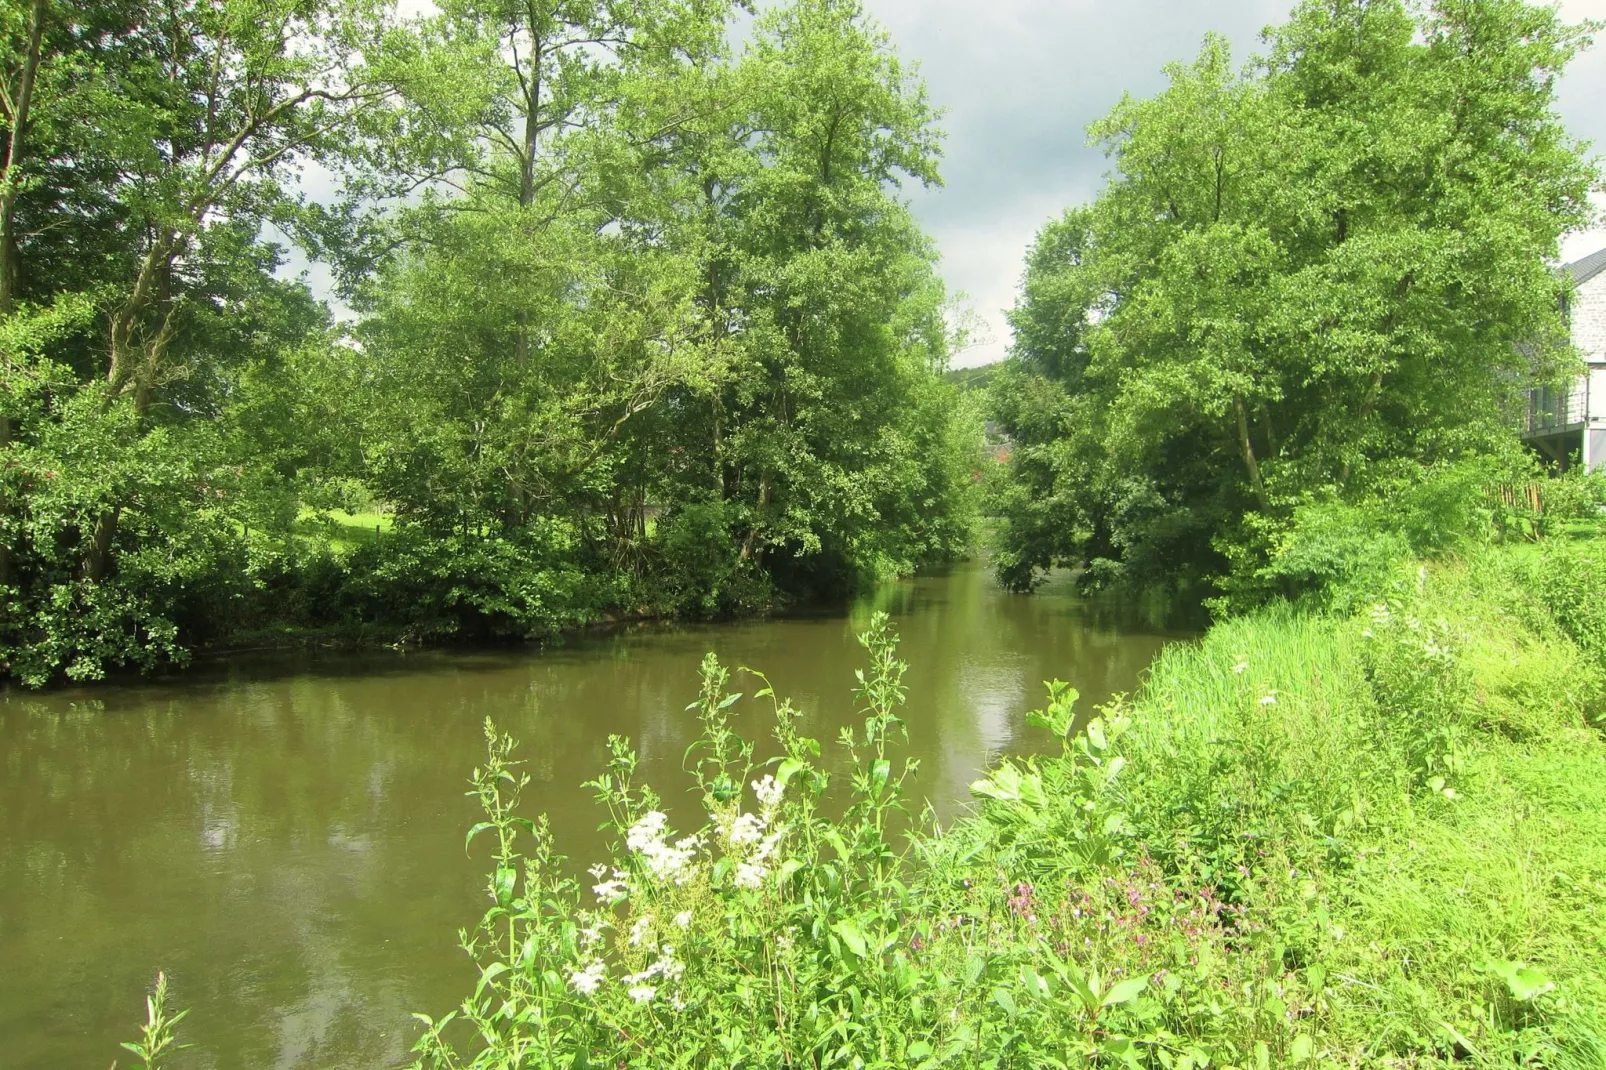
[991,0,1599,593]
[0,0,429,682]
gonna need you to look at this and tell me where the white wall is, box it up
[1576,269,1606,363]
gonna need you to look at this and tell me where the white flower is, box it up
[593,878,629,903]
[626,811,668,851]
[569,961,605,996]
[629,915,654,947]
[578,918,607,950]
[673,910,693,928]
[735,860,769,889]
[654,947,685,982]
[752,774,785,811]
[753,828,784,865]
[628,984,656,1005]
[1259,694,1278,706]
[626,812,701,884]
[729,812,766,847]
[1232,661,1248,675]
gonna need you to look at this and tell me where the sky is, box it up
[859,0,1606,367]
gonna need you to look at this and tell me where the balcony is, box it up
[1518,379,1589,439]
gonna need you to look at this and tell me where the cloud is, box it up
[866,0,1606,367]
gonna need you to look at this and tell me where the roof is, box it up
[1565,246,1606,288]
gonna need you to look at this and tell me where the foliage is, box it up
[988,0,1601,595]
[104,536,1606,1066]
[0,0,979,686]
[1526,535,1606,671]
[408,543,1606,1066]
[115,972,188,1070]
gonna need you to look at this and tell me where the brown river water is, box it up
[0,562,1193,1069]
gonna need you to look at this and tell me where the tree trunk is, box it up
[1234,394,1270,511]
[0,0,46,313]
[0,412,12,587]
[739,472,769,564]
[0,0,46,588]
[1340,369,1385,486]
[82,506,119,582]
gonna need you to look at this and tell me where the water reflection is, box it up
[0,562,1192,1069]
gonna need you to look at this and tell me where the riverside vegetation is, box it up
[0,0,978,687]
[116,516,1606,1067]
[28,0,1606,1063]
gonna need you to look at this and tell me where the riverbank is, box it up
[929,540,1606,1066]
[401,538,1606,1068]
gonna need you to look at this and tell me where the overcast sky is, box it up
[859,0,1606,367]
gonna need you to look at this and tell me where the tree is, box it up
[991,0,1600,593]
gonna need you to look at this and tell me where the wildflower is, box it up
[1232,660,1248,675]
[753,828,784,865]
[673,909,693,928]
[568,961,605,996]
[1259,693,1277,706]
[627,811,668,851]
[628,984,656,1005]
[654,947,685,982]
[629,915,654,947]
[626,812,700,884]
[728,812,765,847]
[752,774,785,812]
[735,860,769,889]
[593,877,629,903]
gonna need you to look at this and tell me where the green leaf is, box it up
[1101,975,1149,1007]
[776,758,805,791]
[870,758,891,799]
[832,918,869,959]
[464,821,495,853]
[1481,959,1554,1001]
[492,865,516,907]
[991,986,1017,1016]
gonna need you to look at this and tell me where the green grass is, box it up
[292,508,395,552]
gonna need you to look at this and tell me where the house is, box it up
[1520,246,1606,470]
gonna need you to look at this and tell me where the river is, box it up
[0,562,1191,1068]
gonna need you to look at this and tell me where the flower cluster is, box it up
[626,811,703,885]
[589,863,630,903]
[622,941,685,1006]
[569,959,605,996]
[719,779,787,890]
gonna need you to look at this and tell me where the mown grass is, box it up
[292,508,395,552]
